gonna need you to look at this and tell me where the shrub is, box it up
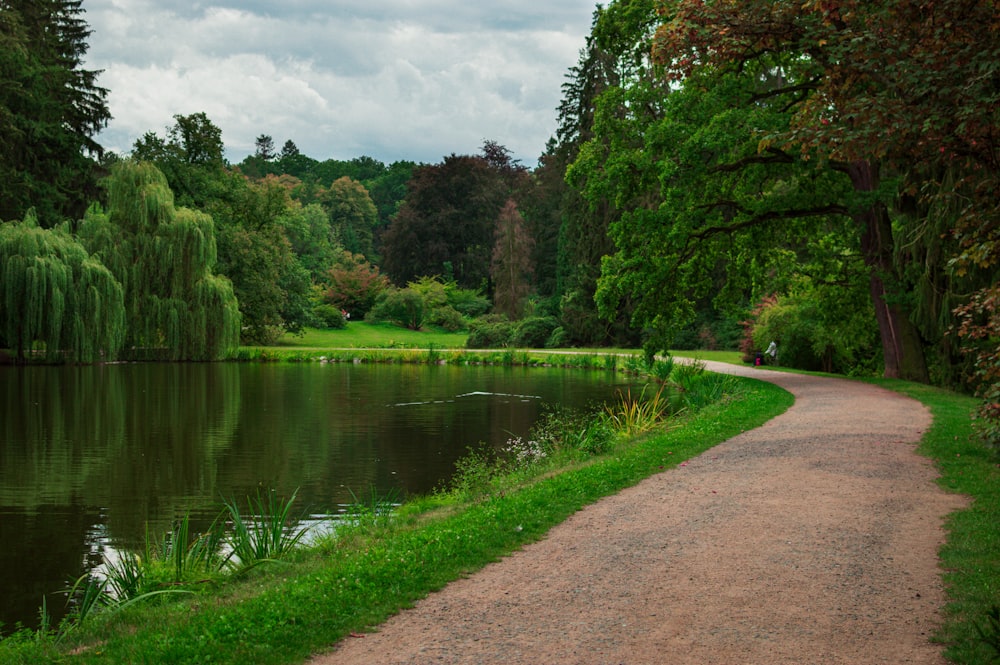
[466,315,515,348]
[367,288,425,330]
[955,285,1000,451]
[312,304,347,329]
[512,316,559,348]
[447,286,490,318]
[322,251,389,319]
[546,326,569,348]
[743,282,878,374]
[429,305,467,332]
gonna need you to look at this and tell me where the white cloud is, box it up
[84,0,596,166]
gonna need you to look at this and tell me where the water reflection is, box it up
[0,361,633,632]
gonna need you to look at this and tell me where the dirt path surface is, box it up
[310,363,967,664]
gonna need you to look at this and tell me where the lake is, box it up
[0,361,635,632]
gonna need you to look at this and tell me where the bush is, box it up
[367,288,425,330]
[466,315,515,348]
[446,286,490,318]
[512,316,559,348]
[546,326,569,348]
[429,305,467,332]
[311,304,347,329]
[743,283,878,374]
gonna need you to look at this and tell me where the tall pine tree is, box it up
[0,0,110,225]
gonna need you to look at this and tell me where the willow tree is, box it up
[79,161,240,360]
[0,215,124,362]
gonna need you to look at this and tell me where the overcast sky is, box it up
[82,1,598,168]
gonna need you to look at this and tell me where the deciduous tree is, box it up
[380,153,507,289]
[78,161,240,360]
[323,177,378,258]
[207,173,311,343]
[0,214,124,362]
[652,0,998,381]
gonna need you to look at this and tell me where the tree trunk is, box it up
[847,160,930,383]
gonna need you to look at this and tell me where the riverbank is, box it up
[313,363,995,665]
[1,349,995,664]
[0,365,793,663]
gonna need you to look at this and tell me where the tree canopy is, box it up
[0,214,124,362]
[0,0,110,225]
[565,0,999,382]
[79,161,240,360]
[380,150,516,290]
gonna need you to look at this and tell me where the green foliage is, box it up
[428,305,466,332]
[557,287,612,346]
[466,314,516,348]
[223,489,309,572]
[279,202,341,282]
[444,285,490,318]
[447,448,498,502]
[207,173,311,344]
[367,287,425,330]
[955,285,1000,451]
[311,304,347,329]
[132,112,226,209]
[512,316,560,348]
[603,384,670,437]
[339,486,400,534]
[747,280,880,375]
[530,406,614,457]
[0,0,110,225]
[322,177,378,258]
[364,277,489,333]
[321,250,389,319]
[0,215,125,362]
[79,161,240,360]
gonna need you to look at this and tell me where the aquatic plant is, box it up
[604,384,671,436]
[223,489,309,572]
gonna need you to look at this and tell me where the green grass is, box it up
[870,379,1000,664]
[668,349,746,365]
[270,322,468,350]
[4,350,994,665]
[0,375,793,664]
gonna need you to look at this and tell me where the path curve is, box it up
[310,362,966,664]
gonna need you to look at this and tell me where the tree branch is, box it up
[709,147,796,173]
[677,202,850,262]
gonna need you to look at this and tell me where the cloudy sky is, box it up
[82,1,598,168]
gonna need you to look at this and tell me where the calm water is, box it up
[0,361,634,632]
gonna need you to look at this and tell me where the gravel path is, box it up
[310,362,967,664]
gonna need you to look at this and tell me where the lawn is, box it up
[267,323,468,350]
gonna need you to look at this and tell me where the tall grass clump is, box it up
[342,486,401,532]
[604,383,672,437]
[223,488,309,572]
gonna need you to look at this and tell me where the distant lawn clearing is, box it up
[267,323,469,350]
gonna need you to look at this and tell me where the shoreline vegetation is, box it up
[0,325,995,664]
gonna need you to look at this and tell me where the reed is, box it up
[342,486,401,531]
[604,383,671,436]
[223,489,309,572]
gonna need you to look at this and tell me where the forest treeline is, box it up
[1,1,998,441]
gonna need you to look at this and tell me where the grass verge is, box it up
[269,323,467,350]
[871,379,1000,665]
[0,376,792,664]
